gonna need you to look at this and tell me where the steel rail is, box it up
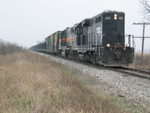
[108,67,150,80]
[36,51,150,80]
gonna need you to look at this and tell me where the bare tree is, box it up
[140,0,150,20]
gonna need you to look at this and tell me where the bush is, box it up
[0,40,23,55]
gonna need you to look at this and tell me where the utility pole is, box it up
[133,22,150,64]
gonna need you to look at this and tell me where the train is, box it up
[30,10,134,67]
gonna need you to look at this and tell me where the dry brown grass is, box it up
[132,53,150,70]
[0,50,128,113]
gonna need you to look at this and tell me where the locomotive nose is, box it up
[114,51,122,60]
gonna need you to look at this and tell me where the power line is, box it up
[133,22,150,64]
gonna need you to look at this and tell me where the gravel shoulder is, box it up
[42,53,150,112]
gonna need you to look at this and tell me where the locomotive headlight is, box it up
[126,44,130,47]
[114,14,117,20]
[106,44,110,47]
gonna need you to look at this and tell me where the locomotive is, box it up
[31,10,134,67]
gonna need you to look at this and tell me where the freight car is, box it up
[31,10,134,67]
[45,31,61,54]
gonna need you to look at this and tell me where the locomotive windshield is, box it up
[104,14,124,21]
[102,12,125,46]
[103,13,124,34]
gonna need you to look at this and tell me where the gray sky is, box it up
[0,0,150,52]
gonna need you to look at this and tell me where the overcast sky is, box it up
[0,0,150,52]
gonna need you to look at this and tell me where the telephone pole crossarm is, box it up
[133,22,150,25]
[134,36,150,38]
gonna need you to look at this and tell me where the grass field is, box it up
[0,41,148,113]
[0,50,126,113]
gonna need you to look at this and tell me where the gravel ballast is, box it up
[43,54,150,111]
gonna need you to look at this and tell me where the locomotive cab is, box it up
[100,11,134,66]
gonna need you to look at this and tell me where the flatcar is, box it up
[31,10,134,67]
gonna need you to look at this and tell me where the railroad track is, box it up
[38,51,150,80]
[67,58,150,80]
[68,58,150,80]
[72,58,150,80]
[110,67,150,80]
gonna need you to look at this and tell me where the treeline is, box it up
[0,39,23,55]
